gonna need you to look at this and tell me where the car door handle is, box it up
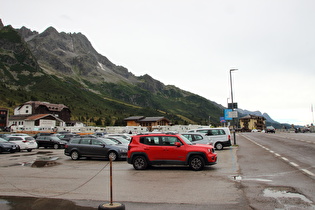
[144,148,150,150]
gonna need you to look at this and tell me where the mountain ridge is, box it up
[0,23,282,127]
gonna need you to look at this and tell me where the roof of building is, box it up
[240,114,266,120]
[9,114,64,122]
[124,116,145,121]
[138,117,169,122]
[17,101,69,112]
[124,116,170,123]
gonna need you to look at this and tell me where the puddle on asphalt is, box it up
[264,188,312,203]
[3,154,60,168]
[0,196,98,210]
[263,187,315,209]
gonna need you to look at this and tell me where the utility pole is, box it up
[230,69,238,145]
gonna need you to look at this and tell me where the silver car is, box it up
[4,136,38,152]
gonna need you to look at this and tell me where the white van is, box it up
[187,127,231,150]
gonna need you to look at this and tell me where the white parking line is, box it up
[301,169,315,176]
[289,162,299,167]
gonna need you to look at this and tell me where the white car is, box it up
[181,133,211,145]
[187,127,231,150]
[4,136,38,152]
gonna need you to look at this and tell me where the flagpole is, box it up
[312,104,314,125]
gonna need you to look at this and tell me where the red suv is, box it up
[127,133,217,171]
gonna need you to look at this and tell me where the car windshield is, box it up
[0,138,8,142]
[110,137,129,144]
[179,135,193,145]
[101,138,117,145]
[25,137,35,141]
[50,137,61,141]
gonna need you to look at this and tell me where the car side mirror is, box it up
[175,142,181,147]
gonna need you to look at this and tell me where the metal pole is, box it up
[230,69,237,145]
[110,157,113,205]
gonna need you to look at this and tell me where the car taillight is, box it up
[228,135,230,140]
[65,144,68,148]
[22,140,28,143]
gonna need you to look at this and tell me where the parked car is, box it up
[266,126,276,133]
[4,136,37,152]
[33,132,55,139]
[106,136,130,145]
[0,138,19,153]
[127,133,217,171]
[0,134,11,139]
[187,127,231,150]
[64,137,128,161]
[94,132,107,137]
[59,133,80,142]
[181,133,211,145]
[106,134,131,141]
[9,133,30,136]
[36,136,68,149]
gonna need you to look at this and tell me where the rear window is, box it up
[209,129,225,135]
[140,136,160,145]
[196,129,226,135]
[69,138,81,144]
[80,139,91,145]
[194,134,204,141]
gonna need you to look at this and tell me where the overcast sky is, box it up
[1,0,315,126]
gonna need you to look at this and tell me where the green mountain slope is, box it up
[0,25,224,126]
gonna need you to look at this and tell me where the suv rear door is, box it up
[139,136,165,161]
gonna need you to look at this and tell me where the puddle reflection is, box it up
[0,196,98,210]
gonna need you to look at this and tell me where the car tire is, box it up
[53,144,59,149]
[215,142,223,150]
[27,149,32,152]
[108,151,118,161]
[132,156,148,170]
[189,155,205,171]
[70,151,80,160]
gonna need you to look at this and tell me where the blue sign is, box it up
[224,109,233,120]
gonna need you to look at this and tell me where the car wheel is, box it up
[108,151,118,161]
[133,156,148,170]
[215,142,223,150]
[27,149,32,152]
[189,155,205,171]
[53,144,59,149]
[70,151,80,160]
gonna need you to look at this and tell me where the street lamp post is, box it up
[230,69,238,145]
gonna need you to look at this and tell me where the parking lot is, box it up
[0,146,247,209]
